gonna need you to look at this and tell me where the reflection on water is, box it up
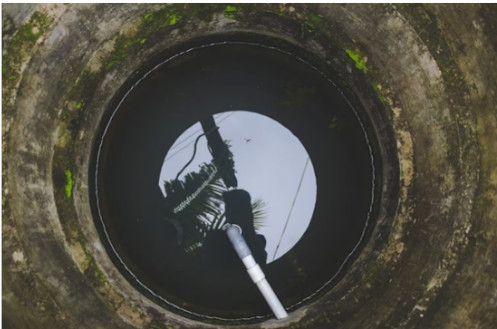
[159,111,316,263]
[93,41,376,320]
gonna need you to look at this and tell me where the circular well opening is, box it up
[91,38,379,321]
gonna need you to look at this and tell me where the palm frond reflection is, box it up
[162,160,267,257]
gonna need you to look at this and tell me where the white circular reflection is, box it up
[159,111,317,262]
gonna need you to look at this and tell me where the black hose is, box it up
[174,133,206,181]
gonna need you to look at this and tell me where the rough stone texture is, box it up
[2,3,496,329]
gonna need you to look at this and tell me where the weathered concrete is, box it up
[2,3,496,329]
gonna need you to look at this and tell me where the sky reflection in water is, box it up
[159,111,317,262]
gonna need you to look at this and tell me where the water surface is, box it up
[93,42,376,320]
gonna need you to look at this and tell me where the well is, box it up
[2,4,497,329]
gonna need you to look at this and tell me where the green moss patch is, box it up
[142,5,182,32]
[64,169,74,198]
[103,5,186,71]
[2,11,53,107]
[224,5,239,18]
[346,49,368,72]
[373,85,386,104]
[104,36,150,71]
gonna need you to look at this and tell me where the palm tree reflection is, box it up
[161,140,268,267]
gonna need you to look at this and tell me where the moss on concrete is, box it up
[2,11,53,108]
[346,49,368,72]
[373,84,386,104]
[224,5,239,18]
[102,5,185,71]
[64,169,74,198]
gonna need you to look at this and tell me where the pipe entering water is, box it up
[225,223,288,320]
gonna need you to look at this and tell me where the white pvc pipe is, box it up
[225,224,288,320]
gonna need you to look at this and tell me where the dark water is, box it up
[93,42,377,320]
